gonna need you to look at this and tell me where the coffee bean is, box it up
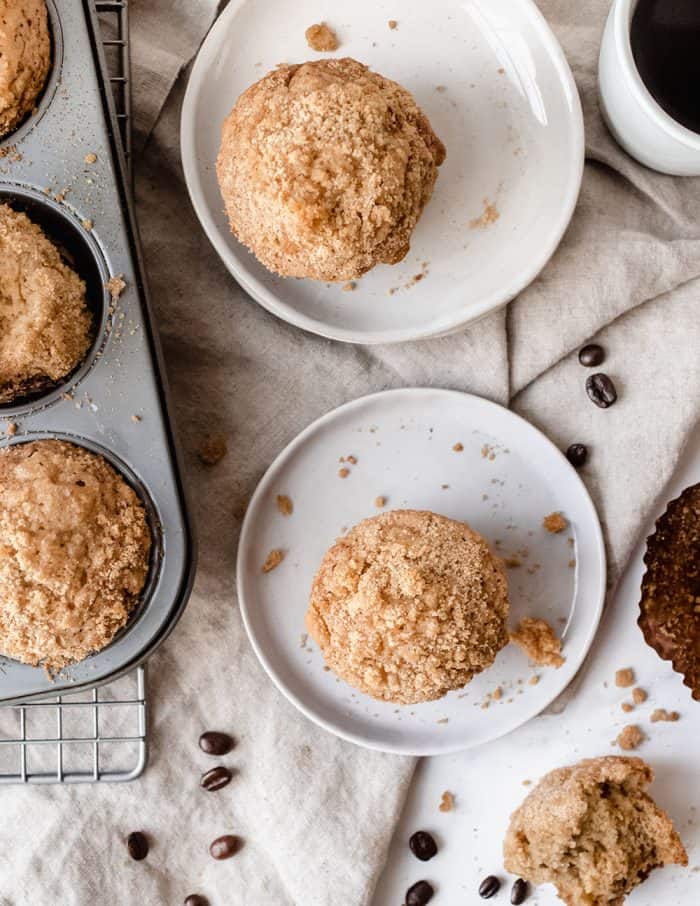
[579,344,605,367]
[409,830,438,862]
[210,834,240,860]
[199,731,235,756]
[184,897,209,906]
[126,831,149,861]
[566,443,588,468]
[479,875,501,899]
[511,878,529,904]
[405,879,434,905]
[201,766,233,792]
[586,373,617,408]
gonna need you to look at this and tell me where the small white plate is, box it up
[181,0,584,344]
[237,389,605,755]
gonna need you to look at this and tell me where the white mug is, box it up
[598,0,700,176]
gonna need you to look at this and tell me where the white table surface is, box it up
[374,422,700,906]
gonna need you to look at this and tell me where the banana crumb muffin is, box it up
[0,205,92,403]
[504,756,687,906]
[305,510,509,704]
[0,440,151,671]
[0,0,51,138]
[217,58,446,282]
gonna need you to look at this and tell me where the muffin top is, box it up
[306,510,508,704]
[0,0,51,138]
[0,440,152,671]
[0,204,92,403]
[217,58,445,282]
[504,756,687,906]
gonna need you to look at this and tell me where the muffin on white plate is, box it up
[217,58,445,282]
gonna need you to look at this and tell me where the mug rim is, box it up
[615,0,700,151]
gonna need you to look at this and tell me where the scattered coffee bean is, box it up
[586,373,617,409]
[579,344,605,367]
[126,831,149,861]
[210,834,240,860]
[184,897,209,906]
[511,878,529,904]
[405,879,434,905]
[409,830,438,862]
[479,875,501,899]
[566,443,588,468]
[199,731,234,756]
[201,765,233,792]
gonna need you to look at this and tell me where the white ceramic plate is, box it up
[181,0,584,344]
[237,389,606,755]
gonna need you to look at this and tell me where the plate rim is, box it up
[180,0,585,345]
[236,388,607,755]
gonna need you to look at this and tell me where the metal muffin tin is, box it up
[0,0,196,704]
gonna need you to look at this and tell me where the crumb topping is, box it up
[510,618,565,668]
[262,549,284,573]
[305,22,339,52]
[543,512,568,534]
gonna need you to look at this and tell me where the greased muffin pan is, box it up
[0,0,195,703]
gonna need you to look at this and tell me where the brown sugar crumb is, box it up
[341,282,356,292]
[543,512,568,534]
[568,559,576,569]
[130,414,141,423]
[632,687,648,704]
[452,442,464,452]
[276,494,293,516]
[84,153,97,165]
[504,557,521,569]
[616,724,645,750]
[492,685,503,701]
[510,618,565,668]
[435,85,447,93]
[528,674,540,686]
[346,455,358,465]
[650,709,680,723]
[469,198,500,230]
[305,22,339,52]
[338,468,350,479]
[4,423,17,436]
[105,275,126,299]
[262,549,284,573]
[439,791,455,812]
[198,434,228,466]
[615,668,635,688]
[621,702,634,713]
[388,19,398,29]
[81,218,93,232]
[374,496,386,508]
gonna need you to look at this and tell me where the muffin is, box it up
[0,0,51,138]
[504,756,687,906]
[217,58,446,282]
[0,204,92,403]
[305,510,509,704]
[638,483,700,700]
[0,440,152,671]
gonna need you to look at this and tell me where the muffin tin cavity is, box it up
[0,185,109,414]
[0,0,63,148]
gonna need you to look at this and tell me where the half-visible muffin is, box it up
[306,510,509,704]
[503,756,687,906]
[0,0,51,138]
[0,440,152,671]
[217,58,446,282]
[638,483,700,700]
[0,204,92,403]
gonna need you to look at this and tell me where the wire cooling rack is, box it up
[0,0,148,785]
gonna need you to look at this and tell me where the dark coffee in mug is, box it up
[631,0,700,134]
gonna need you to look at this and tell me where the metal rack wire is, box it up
[0,0,148,785]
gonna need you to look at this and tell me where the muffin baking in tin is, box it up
[0,0,194,703]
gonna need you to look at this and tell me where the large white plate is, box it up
[237,389,605,755]
[181,0,584,344]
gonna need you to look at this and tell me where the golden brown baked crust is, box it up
[305,510,509,704]
[503,756,687,906]
[0,440,151,671]
[216,58,446,282]
[0,0,51,137]
[0,205,92,403]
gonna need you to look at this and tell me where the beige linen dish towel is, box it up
[0,1,698,904]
